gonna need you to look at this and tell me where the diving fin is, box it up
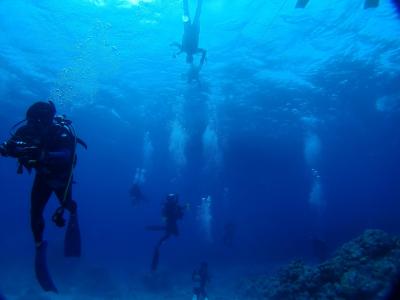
[295,0,309,8]
[0,293,6,300]
[151,247,160,272]
[64,213,81,257]
[35,241,58,293]
[364,0,379,8]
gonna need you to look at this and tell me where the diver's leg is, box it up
[197,48,207,68]
[55,184,81,257]
[31,176,52,245]
[54,184,77,214]
[194,0,203,25]
[157,232,171,248]
[151,233,170,272]
[183,0,190,19]
[32,177,59,292]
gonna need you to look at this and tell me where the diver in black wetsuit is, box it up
[0,101,86,292]
[147,194,185,272]
[192,262,210,300]
[171,0,206,81]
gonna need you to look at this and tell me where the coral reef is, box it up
[239,230,400,299]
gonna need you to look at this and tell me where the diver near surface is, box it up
[146,194,185,272]
[0,101,86,293]
[171,0,206,82]
[192,262,210,300]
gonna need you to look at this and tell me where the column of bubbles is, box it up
[130,132,154,206]
[169,95,188,171]
[197,196,213,243]
[133,131,154,186]
[50,20,120,110]
[143,131,154,170]
[304,131,324,214]
[202,96,222,170]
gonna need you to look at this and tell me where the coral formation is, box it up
[239,230,400,299]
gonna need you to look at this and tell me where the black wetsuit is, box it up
[172,0,206,67]
[157,200,184,246]
[1,122,77,243]
[150,199,184,271]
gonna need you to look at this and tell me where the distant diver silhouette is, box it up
[147,194,185,272]
[192,262,211,300]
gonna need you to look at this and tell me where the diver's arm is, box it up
[1,137,36,159]
[170,42,183,57]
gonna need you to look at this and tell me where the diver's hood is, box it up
[26,101,56,126]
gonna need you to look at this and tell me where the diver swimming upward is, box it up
[171,0,206,81]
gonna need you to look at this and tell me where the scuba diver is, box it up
[192,262,210,300]
[146,194,185,272]
[171,0,206,81]
[0,101,87,293]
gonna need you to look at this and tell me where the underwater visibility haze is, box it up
[0,0,400,299]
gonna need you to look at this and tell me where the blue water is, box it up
[0,0,400,299]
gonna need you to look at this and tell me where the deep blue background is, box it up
[0,0,400,296]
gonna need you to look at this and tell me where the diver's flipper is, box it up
[151,247,160,272]
[295,0,309,8]
[35,241,58,293]
[364,0,379,8]
[64,213,81,257]
[0,293,6,300]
